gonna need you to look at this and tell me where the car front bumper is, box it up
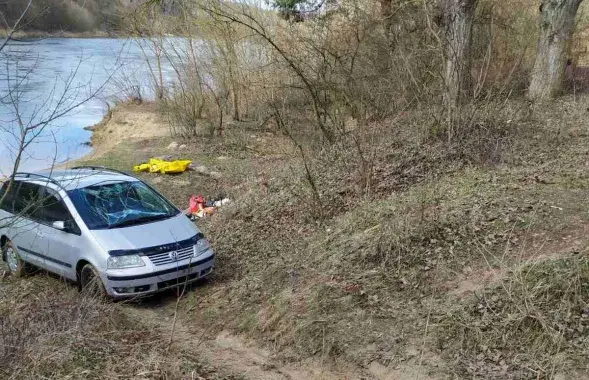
[103,253,215,298]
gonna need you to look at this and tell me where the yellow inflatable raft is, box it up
[133,158,192,174]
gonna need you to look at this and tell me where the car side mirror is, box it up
[52,221,66,231]
[53,220,81,235]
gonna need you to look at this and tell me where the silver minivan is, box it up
[0,166,215,298]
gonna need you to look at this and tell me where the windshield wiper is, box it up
[107,214,170,229]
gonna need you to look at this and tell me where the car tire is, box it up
[80,263,106,298]
[2,240,28,277]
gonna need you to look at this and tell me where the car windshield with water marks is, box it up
[0,167,215,298]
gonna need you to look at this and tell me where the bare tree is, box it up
[0,1,39,219]
[194,0,336,143]
[219,21,241,122]
[130,4,168,101]
[528,0,584,101]
[441,0,477,109]
[0,3,113,230]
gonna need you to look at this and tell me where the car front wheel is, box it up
[80,263,106,298]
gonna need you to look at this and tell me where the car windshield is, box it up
[68,181,179,230]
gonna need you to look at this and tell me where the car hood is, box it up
[89,213,200,253]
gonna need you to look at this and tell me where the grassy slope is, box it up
[0,274,237,379]
[12,96,589,379]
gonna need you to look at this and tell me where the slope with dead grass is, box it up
[440,256,589,379]
[0,274,232,379]
[57,95,589,379]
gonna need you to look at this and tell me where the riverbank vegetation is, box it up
[4,0,589,378]
[91,0,589,377]
[0,0,179,35]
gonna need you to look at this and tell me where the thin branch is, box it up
[0,0,33,53]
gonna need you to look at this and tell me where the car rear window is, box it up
[0,181,14,213]
[0,181,79,232]
[67,180,179,230]
[0,181,44,217]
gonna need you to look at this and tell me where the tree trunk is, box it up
[442,0,477,109]
[380,0,394,38]
[228,58,240,121]
[529,0,584,101]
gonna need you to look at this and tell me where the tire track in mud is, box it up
[123,305,368,380]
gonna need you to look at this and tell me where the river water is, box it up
[0,38,181,175]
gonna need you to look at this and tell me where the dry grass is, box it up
[439,257,589,379]
[64,94,589,379]
[9,0,589,378]
[0,274,226,379]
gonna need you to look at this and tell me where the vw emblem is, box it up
[168,251,179,261]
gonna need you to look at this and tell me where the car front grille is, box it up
[146,245,195,266]
[157,266,214,290]
[157,272,200,289]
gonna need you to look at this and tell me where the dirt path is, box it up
[123,306,370,380]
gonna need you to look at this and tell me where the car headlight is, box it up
[107,255,146,269]
[194,238,210,256]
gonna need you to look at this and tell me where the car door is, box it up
[33,186,82,281]
[7,181,47,268]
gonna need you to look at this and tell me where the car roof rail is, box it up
[70,166,137,179]
[13,172,67,191]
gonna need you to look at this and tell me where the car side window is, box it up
[39,189,81,235]
[13,182,44,218]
